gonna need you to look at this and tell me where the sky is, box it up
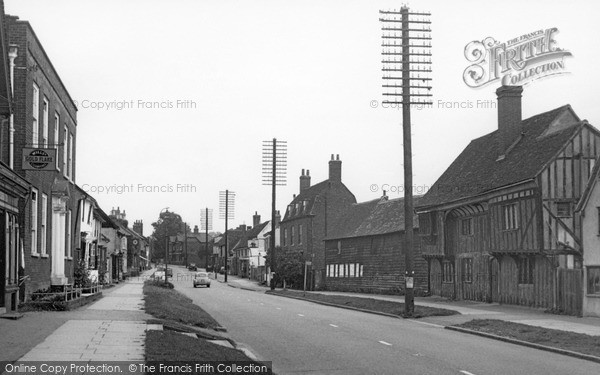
[5,0,600,235]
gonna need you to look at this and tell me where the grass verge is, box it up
[267,289,458,318]
[146,330,255,361]
[453,319,600,357]
[143,280,220,329]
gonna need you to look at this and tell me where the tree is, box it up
[150,210,188,261]
[265,246,304,289]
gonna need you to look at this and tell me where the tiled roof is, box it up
[417,105,582,208]
[282,180,355,221]
[326,196,421,240]
[232,221,270,250]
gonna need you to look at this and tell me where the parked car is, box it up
[152,270,165,281]
[188,263,197,271]
[193,272,211,288]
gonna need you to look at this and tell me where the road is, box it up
[171,267,600,375]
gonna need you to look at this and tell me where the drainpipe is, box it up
[8,45,17,169]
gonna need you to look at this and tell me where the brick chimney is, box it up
[132,220,143,236]
[497,85,523,156]
[299,169,311,192]
[253,211,261,228]
[329,154,342,183]
[274,210,281,227]
[193,225,199,234]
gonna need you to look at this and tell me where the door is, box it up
[490,257,499,302]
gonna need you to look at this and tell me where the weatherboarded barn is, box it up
[324,195,426,295]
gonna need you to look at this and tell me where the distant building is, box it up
[280,155,357,289]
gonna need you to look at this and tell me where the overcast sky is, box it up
[6,0,600,235]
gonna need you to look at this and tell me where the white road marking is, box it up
[378,341,392,346]
[298,314,304,317]
[329,324,338,328]
[407,319,445,329]
[459,371,476,375]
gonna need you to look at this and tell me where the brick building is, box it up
[324,195,425,294]
[6,14,79,297]
[0,0,30,315]
[280,155,356,289]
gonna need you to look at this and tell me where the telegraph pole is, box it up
[201,207,213,270]
[380,7,432,316]
[262,138,287,290]
[219,190,235,282]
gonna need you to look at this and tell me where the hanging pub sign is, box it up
[22,148,58,171]
[463,27,572,88]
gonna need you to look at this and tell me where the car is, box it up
[188,263,197,271]
[165,268,173,277]
[193,272,211,288]
[152,270,165,281]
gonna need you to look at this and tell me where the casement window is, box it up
[283,228,288,246]
[518,257,534,284]
[66,209,72,258]
[461,258,473,283]
[587,267,600,295]
[62,126,68,175]
[31,189,38,254]
[442,260,454,283]
[597,207,600,235]
[556,202,571,217]
[349,263,355,277]
[290,226,295,245]
[32,84,39,146]
[502,203,519,230]
[68,133,73,180]
[461,218,473,236]
[337,240,341,254]
[42,98,49,147]
[40,194,47,256]
[298,224,303,244]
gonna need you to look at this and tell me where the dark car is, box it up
[188,263,197,271]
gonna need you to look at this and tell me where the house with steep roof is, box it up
[416,85,600,314]
[230,213,270,279]
[324,194,425,294]
[280,155,357,290]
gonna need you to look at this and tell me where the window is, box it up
[598,207,600,235]
[42,98,49,147]
[40,194,47,255]
[349,263,355,277]
[502,203,519,230]
[31,189,38,254]
[283,228,288,246]
[556,202,571,217]
[442,261,454,283]
[54,114,59,146]
[337,240,341,254]
[587,267,600,295]
[298,224,303,244]
[290,226,295,245]
[461,218,473,236]
[461,258,473,283]
[32,84,39,146]
[62,126,67,175]
[66,209,72,258]
[68,133,73,180]
[518,257,534,284]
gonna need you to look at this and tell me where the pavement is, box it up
[217,273,600,337]
[0,271,154,363]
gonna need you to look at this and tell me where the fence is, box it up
[557,268,583,316]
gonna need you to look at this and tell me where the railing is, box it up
[30,282,102,303]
